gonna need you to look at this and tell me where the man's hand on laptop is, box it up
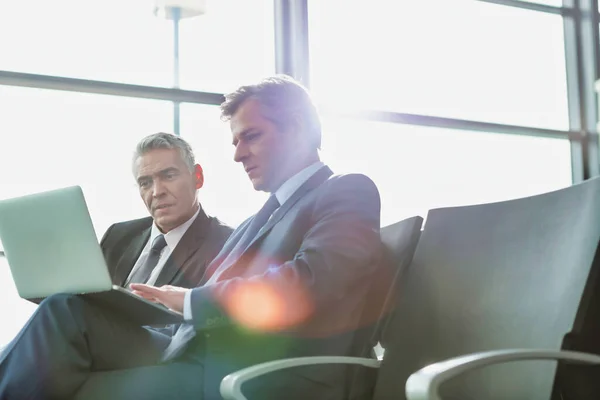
[129,284,188,314]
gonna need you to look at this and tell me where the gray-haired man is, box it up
[100,132,232,288]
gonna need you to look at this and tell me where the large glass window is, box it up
[309,0,568,130]
[179,0,275,93]
[0,85,173,239]
[320,117,572,226]
[0,86,173,346]
[0,0,174,86]
[0,256,36,347]
[0,0,275,92]
[179,104,268,228]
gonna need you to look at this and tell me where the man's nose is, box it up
[234,143,248,163]
[152,179,166,196]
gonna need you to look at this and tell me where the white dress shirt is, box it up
[183,161,325,320]
[126,206,201,286]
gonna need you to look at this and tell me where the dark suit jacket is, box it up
[100,209,233,289]
[184,166,384,399]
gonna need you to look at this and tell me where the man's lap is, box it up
[0,293,184,398]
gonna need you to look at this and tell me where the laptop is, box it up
[0,185,183,325]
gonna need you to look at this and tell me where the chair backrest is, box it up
[346,216,423,399]
[373,177,600,400]
[375,216,424,348]
[552,229,600,398]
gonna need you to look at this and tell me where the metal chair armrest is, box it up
[220,356,381,400]
[405,348,600,400]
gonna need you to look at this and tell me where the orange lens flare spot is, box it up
[224,280,313,332]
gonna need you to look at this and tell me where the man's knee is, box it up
[38,293,86,317]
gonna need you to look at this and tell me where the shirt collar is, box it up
[274,161,325,206]
[149,205,201,251]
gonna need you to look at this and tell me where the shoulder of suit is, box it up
[323,173,378,192]
[206,216,234,239]
[312,173,381,214]
[314,173,381,206]
[109,216,153,233]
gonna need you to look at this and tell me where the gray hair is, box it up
[220,75,322,150]
[132,132,195,175]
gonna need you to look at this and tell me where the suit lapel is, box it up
[208,166,333,284]
[113,225,151,286]
[154,208,211,286]
[202,218,251,284]
[242,166,333,254]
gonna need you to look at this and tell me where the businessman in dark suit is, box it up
[0,76,383,400]
[102,132,232,288]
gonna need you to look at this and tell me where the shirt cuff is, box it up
[183,289,193,321]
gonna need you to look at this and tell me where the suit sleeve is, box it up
[188,174,382,331]
[99,223,115,252]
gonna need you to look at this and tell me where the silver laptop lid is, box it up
[0,186,112,299]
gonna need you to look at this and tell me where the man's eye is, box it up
[139,181,151,188]
[247,133,260,141]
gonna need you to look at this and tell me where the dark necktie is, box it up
[212,194,280,279]
[234,194,280,255]
[162,195,280,361]
[126,234,167,285]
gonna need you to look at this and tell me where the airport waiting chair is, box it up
[220,177,600,400]
[344,216,424,399]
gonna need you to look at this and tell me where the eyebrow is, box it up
[232,128,258,146]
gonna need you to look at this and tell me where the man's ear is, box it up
[194,164,204,189]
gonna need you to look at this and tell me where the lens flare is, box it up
[223,279,313,332]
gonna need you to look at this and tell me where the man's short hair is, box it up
[132,132,196,175]
[220,75,322,150]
